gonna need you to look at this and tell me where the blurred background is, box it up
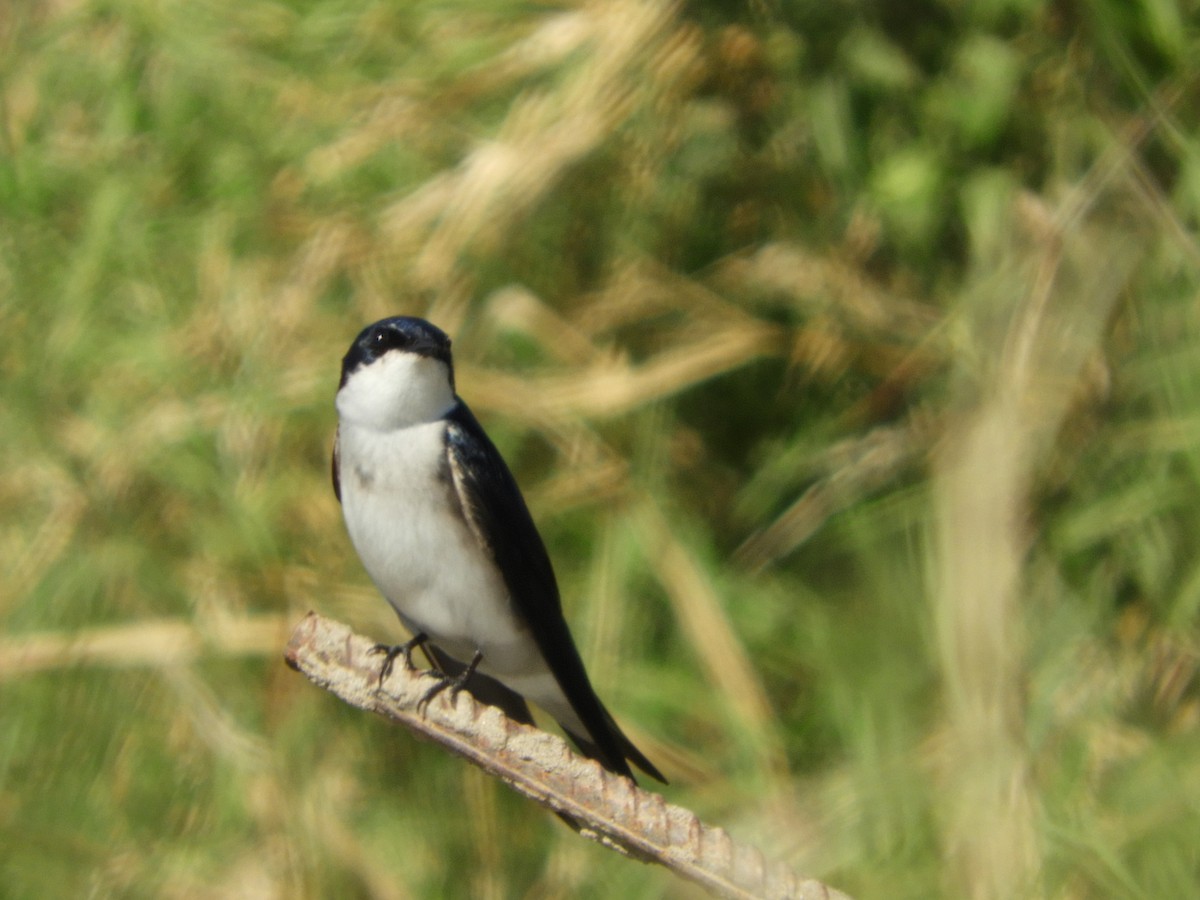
[3,1,1199,897]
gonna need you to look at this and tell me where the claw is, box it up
[368,632,429,686]
[415,649,483,714]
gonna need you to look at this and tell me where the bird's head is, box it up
[336,316,457,429]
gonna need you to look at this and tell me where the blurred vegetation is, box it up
[2,0,1199,897]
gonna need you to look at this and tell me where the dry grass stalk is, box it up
[285,612,851,900]
[373,0,690,297]
[932,178,1144,898]
[0,615,290,677]
[636,501,789,779]
[464,318,781,422]
[736,424,925,571]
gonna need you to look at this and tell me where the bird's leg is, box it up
[369,632,429,686]
[417,649,483,713]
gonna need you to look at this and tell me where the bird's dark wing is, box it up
[332,431,341,502]
[442,401,664,783]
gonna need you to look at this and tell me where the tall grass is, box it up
[2,1,1199,896]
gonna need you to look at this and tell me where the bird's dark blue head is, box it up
[339,316,454,390]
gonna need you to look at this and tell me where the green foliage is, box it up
[3,0,1200,896]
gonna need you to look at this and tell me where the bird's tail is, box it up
[565,707,667,785]
[428,644,666,784]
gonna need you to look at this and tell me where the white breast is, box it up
[336,419,542,678]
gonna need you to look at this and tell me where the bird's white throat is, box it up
[336,351,456,430]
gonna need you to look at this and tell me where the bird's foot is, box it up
[416,649,483,714]
[369,632,429,686]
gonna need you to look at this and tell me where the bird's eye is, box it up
[370,328,407,352]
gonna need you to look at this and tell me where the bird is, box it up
[332,315,665,784]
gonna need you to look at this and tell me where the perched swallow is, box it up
[333,316,664,783]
